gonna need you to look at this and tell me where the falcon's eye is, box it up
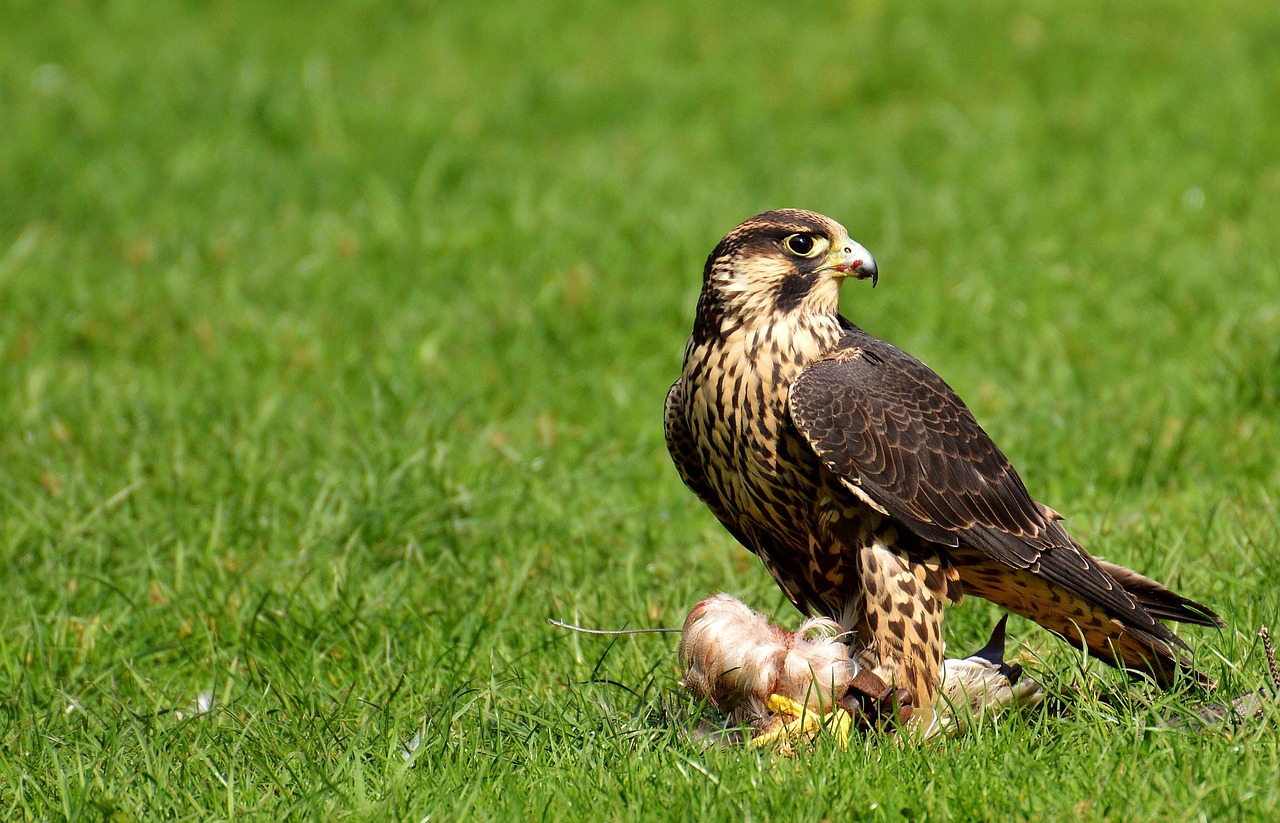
[782,233,826,258]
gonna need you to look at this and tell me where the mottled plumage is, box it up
[666,209,1222,708]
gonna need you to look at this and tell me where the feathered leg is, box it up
[839,521,961,712]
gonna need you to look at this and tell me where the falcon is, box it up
[665,209,1222,710]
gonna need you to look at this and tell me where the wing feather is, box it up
[788,330,1164,635]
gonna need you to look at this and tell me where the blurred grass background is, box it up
[1,0,1279,819]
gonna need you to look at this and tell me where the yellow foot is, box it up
[750,694,853,753]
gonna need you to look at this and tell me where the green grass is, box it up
[2,0,1279,819]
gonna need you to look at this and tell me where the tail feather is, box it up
[1094,559,1224,629]
[955,550,1219,689]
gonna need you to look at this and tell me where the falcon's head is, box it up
[698,209,877,323]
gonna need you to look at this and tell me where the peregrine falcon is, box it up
[665,209,1222,709]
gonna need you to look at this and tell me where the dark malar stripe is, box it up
[773,270,821,313]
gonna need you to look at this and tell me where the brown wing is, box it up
[787,330,1212,650]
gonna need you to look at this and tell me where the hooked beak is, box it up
[826,238,878,287]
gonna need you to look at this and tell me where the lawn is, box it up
[2,0,1279,819]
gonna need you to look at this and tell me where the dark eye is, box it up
[783,233,817,256]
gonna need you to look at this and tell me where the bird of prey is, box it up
[665,209,1222,710]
